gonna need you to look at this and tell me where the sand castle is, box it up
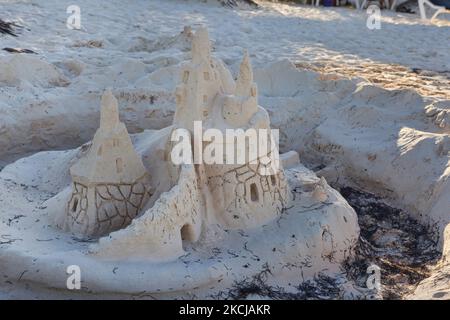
[0,0,448,299]
[0,27,359,298]
[58,28,288,251]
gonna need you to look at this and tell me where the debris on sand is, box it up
[214,263,344,300]
[3,48,37,54]
[213,184,444,301]
[0,19,19,37]
[71,40,104,48]
[341,187,441,299]
[217,0,259,7]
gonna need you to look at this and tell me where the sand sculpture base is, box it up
[0,129,358,299]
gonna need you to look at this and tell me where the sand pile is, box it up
[0,55,68,87]
[0,0,449,299]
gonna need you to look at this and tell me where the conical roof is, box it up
[70,90,147,185]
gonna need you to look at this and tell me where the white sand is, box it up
[1,0,449,164]
[0,138,360,298]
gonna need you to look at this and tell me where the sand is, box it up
[0,0,449,299]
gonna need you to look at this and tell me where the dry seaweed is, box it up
[0,19,20,37]
[341,187,441,299]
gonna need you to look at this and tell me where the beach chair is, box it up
[360,0,449,18]
[417,0,449,20]
[309,0,341,6]
[390,0,449,19]
[354,0,387,9]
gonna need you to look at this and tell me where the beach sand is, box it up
[0,0,449,299]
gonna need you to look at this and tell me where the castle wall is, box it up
[65,174,152,237]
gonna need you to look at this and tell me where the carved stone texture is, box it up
[92,28,290,259]
[206,152,289,228]
[64,90,152,238]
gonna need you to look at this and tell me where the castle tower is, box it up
[221,51,259,127]
[64,90,152,238]
[70,90,147,184]
[171,27,289,231]
[235,50,253,97]
[174,27,222,131]
[202,49,288,229]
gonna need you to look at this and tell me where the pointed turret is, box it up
[65,90,152,238]
[235,50,253,97]
[70,89,147,184]
[100,89,120,131]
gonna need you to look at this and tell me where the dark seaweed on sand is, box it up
[0,19,20,37]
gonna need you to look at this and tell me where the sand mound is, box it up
[425,101,450,131]
[409,224,450,299]
[0,55,68,88]
[0,130,359,298]
[0,58,448,249]
[0,0,449,299]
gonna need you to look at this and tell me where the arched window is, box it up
[71,197,79,212]
[116,158,123,173]
[270,175,277,186]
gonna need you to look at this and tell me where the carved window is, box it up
[203,95,208,103]
[72,197,79,212]
[181,224,194,241]
[203,72,210,81]
[116,158,123,173]
[97,145,103,156]
[113,139,119,147]
[270,175,276,186]
[250,183,259,202]
[251,86,257,97]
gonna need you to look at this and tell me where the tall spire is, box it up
[191,27,211,64]
[100,89,120,131]
[235,50,253,97]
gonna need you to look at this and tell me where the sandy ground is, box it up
[1,0,449,96]
[0,0,449,167]
[0,0,449,299]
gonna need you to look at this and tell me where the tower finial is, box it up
[235,50,253,97]
[100,89,120,131]
[191,27,211,64]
